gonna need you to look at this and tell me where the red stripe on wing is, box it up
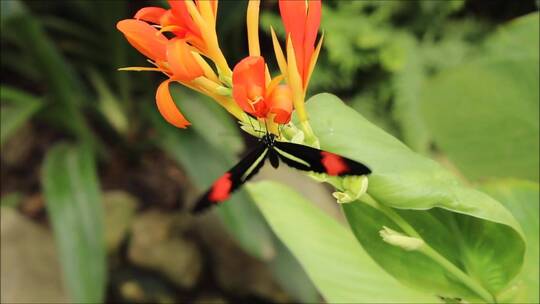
[320,151,349,176]
[209,172,233,203]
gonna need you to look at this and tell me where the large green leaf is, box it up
[148,94,275,261]
[420,13,539,182]
[481,179,539,303]
[269,239,320,303]
[0,86,42,146]
[305,93,525,302]
[343,202,522,301]
[248,181,437,303]
[42,143,106,303]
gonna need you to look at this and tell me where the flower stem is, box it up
[299,120,319,147]
[359,194,496,303]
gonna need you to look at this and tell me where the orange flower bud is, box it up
[268,85,293,124]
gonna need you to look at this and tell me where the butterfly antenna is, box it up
[263,119,269,136]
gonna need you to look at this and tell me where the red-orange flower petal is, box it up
[232,56,268,117]
[267,85,293,124]
[279,0,321,86]
[166,39,204,82]
[168,0,201,37]
[303,0,321,83]
[134,7,167,24]
[279,0,306,77]
[117,19,168,62]
[156,80,191,128]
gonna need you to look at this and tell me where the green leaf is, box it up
[343,201,522,301]
[483,13,539,60]
[420,13,539,182]
[481,179,539,303]
[169,84,243,155]
[305,93,525,301]
[1,86,42,146]
[3,0,96,146]
[269,239,320,303]
[42,143,106,303]
[148,98,275,261]
[248,181,437,303]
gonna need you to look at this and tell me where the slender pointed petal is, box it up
[197,0,216,28]
[156,80,191,128]
[305,32,324,92]
[286,37,306,122]
[118,67,163,72]
[270,27,288,77]
[247,0,261,56]
[191,51,219,83]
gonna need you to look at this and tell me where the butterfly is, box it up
[192,133,372,213]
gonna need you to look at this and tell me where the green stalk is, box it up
[359,194,496,303]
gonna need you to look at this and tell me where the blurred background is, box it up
[1,0,538,303]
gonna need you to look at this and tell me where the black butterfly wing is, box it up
[274,141,371,176]
[192,143,268,213]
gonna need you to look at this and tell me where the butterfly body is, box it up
[192,133,371,213]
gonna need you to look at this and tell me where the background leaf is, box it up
[42,143,106,303]
[2,0,96,145]
[0,86,42,146]
[420,13,539,182]
[248,181,437,303]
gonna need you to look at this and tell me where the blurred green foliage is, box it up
[1,0,538,303]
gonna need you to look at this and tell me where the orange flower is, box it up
[134,1,217,57]
[135,2,200,53]
[117,20,207,128]
[232,56,292,124]
[279,0,322,88]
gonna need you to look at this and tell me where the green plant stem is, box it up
[299,120,320,148]
[359,194,496,303]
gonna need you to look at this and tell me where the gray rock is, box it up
[194,213,290,302]
[128,210,201,288]
[103,191,138,253]
[0,208,69,303]
[1,124,33,166]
